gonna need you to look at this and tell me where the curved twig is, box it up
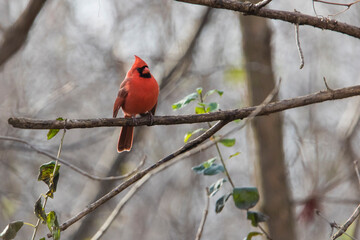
[0,136,145,181]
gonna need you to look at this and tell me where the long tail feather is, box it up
[117,126,134,152]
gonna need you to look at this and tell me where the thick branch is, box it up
[8,84,360,129]
[0,0,47,68]
[176,0,360,39]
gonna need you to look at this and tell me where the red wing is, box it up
[113,79,129,118]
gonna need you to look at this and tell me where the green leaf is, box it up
[172,92,198,110]
[46,211,60,240]
[229,152,241,159]
[215,193,232,213]
[203,164,224,176]
[192,158,216,173]
[192,158,224,176]
[196,87,203,95]
[0,221,23,240]
[184,128,206,143]
[34,197,46,223]
[38,161,61,198]
[232,187,259,210]
[195,106,206,114]
[39,238,46,240]
[204,89,223,99]
[247,211,269,227]
[47,118,64,140]
[206,102,219,113]
[209,178,227,197]
[219,138,236,147]
[233,119,241,123]
[244,231,262,240]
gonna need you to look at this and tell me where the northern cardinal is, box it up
[113,56,159,152]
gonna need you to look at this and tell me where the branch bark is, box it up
[0,0,47,68]
[176,0,360,39]
[8,84,360,129]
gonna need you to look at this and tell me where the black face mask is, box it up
[137,66,151,78]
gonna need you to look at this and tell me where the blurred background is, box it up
[1,0,360,239]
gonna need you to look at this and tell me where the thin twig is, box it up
[354,161,360,190]
[314,0,360,7]
[0,136,145,181]
[316,210,357,240]
[294,22,304,69]
[331,204,360,239]
[195,188,210,240]
[31,130,66,240]
[8,84,360,130]
[258,224,272,240]
[254,0,272,9]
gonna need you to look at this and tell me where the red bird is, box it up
[113,56,159,152]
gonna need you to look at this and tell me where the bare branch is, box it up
[8,84,360,130]
[294,22,304,69]
[0,136,145,181]
[175,0,360,39]
[195,188,210,240]
[331,204,360,239]
[0,0,47,68]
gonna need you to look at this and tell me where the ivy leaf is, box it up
[247,211,269,227]
[209,178,227,197]
[229,152,241,159]
[215,193,232,213]
[38,161,61,198]
[192,157,216,173]
[0,221,23,240]
[219,138,236,147]
[195,106,206,114]
[244,231,263,240]
[47,117,64,140]
[206,102,219,113]
[184,128,206,143]
[203,164,224,176]
[46,211,60,240]
[172,92,198,110]
[204,89,223,99]
[233,187,259,210]
[192,158,224,176]
[34,197,46,223]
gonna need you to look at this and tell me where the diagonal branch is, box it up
[8,84,360,129]
[0,0,47,68]
[175,0,360,39]
[47,120,229,236]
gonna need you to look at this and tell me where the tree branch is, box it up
[0,0,47,68]
[175,0,360,39]
[8,84,360,129]
[47,120,229,236]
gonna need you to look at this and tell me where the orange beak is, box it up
[143,67,150,74]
